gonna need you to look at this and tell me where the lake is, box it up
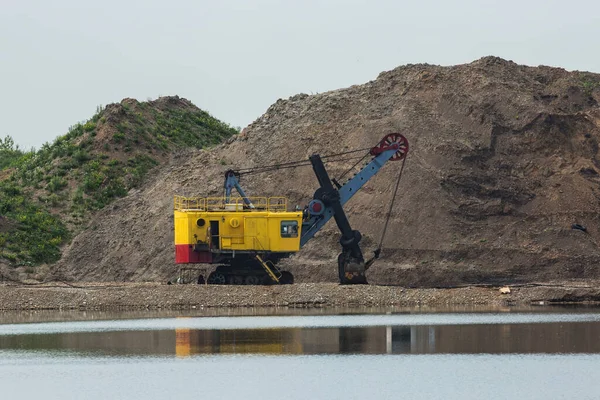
[1,306,599,399]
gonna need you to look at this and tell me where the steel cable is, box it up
[235,147,372,175]
[376,155,407,252]
[238,154,370,176]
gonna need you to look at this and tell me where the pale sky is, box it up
[1,0,599,150]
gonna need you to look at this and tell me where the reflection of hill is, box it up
[2,322,600,356]
[428,323,600,354]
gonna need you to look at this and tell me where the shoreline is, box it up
[1,282,599,311]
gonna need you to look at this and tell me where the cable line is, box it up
[376,155,407,253]
[238,154,371,176]
[235,146,372,175]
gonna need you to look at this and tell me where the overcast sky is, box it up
[1,0,599,150]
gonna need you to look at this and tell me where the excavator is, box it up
[173,133,408,284]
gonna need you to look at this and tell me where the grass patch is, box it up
[579,73,600,96]
[0,181,69,264]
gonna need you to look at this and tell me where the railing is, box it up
[174,196,206,211]
[174,195,288,212]
[267,197,287,212]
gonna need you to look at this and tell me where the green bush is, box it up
[72,188,84,205]
[0,135,27,170]
[66,124,84,140]
[91,105,105,122]
[83,171,105,193]
[59,158,78,170]
[113,132,125,143]
[83,121,96,132]
[47,176,67,193]
[73,149,91,164]
[579,73,600,96]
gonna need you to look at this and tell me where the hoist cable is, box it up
[238,154,370,176]
[235,147,372,175]
[376,155,407,253]
[336,153,371,182]
[236,159,312,174]
[321,147,372,159]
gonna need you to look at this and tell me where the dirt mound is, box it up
[1,95,237,267]
[54,57,600,286]
[91,96,233,161]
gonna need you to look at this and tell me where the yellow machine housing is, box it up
[174,195,302,264]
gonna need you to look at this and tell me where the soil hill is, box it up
[54,57,600,287]
[0,96,237,275]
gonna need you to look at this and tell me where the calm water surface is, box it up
[1,307,599,399]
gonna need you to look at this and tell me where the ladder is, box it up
[254,254,281,283]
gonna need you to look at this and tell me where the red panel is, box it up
[175,245,213,264]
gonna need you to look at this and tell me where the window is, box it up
[280,220,298,238]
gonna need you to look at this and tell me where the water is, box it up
[1,307,599,399]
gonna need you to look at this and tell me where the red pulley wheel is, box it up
[370,133,409,161]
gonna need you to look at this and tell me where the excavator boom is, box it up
[300,133,408,283]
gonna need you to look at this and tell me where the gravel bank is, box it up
[1,282,599,311]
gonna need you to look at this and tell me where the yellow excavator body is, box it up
[174,195,302,264]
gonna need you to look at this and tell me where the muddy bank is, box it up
[0,282,599,311]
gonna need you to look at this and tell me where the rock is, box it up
[499,287,511,294]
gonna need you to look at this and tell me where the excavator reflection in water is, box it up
[175,325,420,357]
[174,320,600,356]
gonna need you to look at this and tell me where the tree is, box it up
[0,135,17,151]
[0,135,24,169]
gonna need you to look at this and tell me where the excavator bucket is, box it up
[337,253,368,284]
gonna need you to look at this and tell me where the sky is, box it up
[1,0,599,150]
